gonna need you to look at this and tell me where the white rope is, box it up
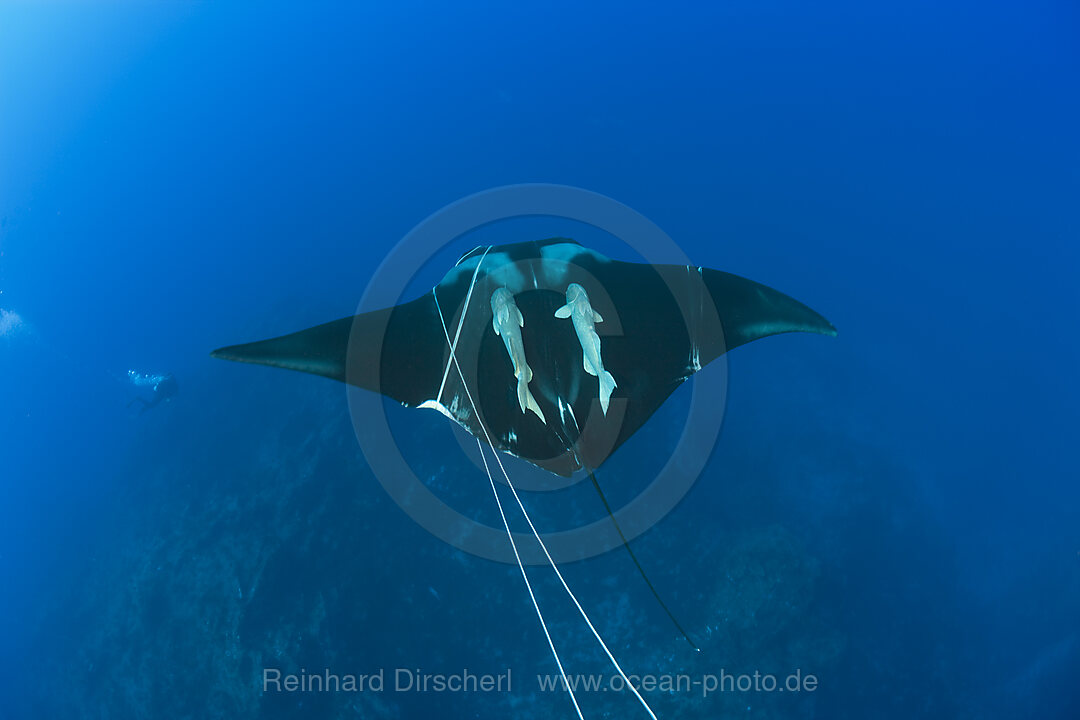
[430,277,582,717]
[476,439,584,720]
[431,280,659,720]
[434,245,491,406]
[481,427,660,720]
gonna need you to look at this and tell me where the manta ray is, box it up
[211,237,835,719]
[212,238,834,476]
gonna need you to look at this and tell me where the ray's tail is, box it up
[587,470,699,652]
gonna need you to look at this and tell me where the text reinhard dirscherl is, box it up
[262,668,819,698]
[263,668,510,694]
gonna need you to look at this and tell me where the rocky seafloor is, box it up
[20,357,972,719]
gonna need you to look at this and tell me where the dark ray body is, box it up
[212,238,835,475]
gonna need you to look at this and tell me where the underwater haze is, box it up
[1,1,1078,718]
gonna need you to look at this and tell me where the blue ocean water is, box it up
[1,1,1077,718]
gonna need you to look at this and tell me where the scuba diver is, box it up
[127,370,178,414]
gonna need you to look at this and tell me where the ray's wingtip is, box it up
[209,345,239,361]
[808,309,838,338]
